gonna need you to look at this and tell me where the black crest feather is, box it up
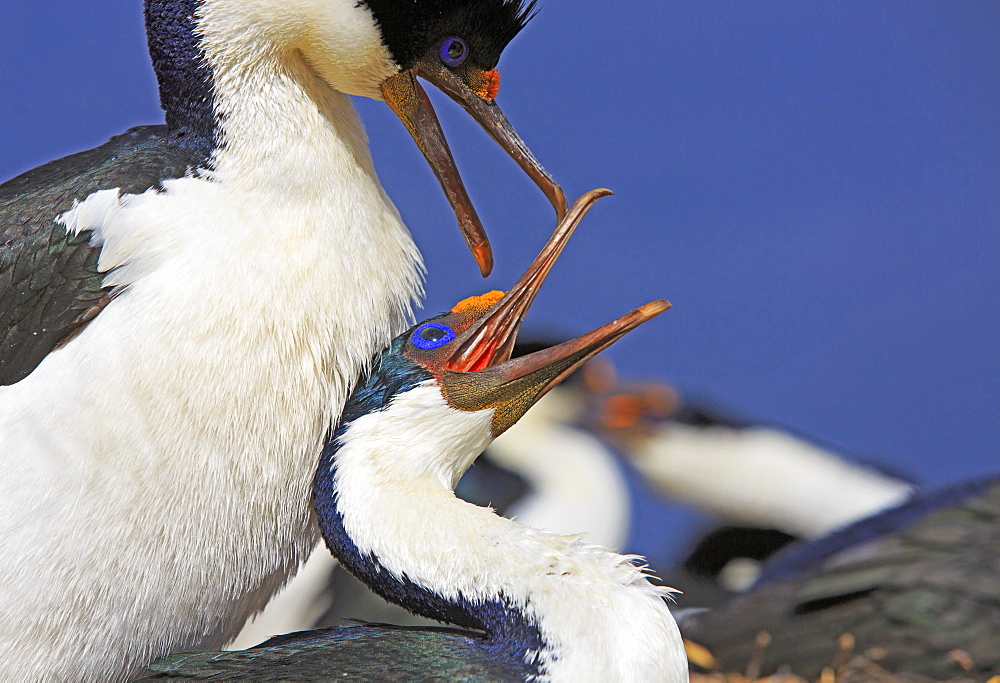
[363,0,538,70]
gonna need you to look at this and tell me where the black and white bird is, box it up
[0,0,564,678]
[139,190,688,681]
[682,475,1000,679]
[587,389,915,542]
[579,380,913,595]
[308,358,633,638]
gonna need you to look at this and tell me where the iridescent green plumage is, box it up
[136,624,519,681]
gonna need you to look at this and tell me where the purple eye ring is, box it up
[438,36,468,67]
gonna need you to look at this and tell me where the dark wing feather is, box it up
[0,125,213,385]
[683,478,1000,680]
[134,624,520,681]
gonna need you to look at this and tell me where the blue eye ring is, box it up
[438,36,469,67]
[411,322,456,350]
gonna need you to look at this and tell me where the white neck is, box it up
[197,5,390,192]
[630,423,914,538]
[487,388,631,549]
[329,384,687,681]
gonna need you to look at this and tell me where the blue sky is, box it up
[2,1,997,530]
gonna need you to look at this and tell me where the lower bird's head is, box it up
[338,190,669,451]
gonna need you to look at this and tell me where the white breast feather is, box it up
[0,13,422,680]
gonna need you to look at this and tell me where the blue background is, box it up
[3,2,998,557]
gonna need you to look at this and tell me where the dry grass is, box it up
[686,632,997,682]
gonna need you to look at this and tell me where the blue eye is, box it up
[411,322,455,350]
[438,36,468,67]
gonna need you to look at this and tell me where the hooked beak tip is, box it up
[474,243,494,277]
[553,187,569,221]
[643,299,672,316]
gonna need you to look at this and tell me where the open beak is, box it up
[447,188,612,373]
[436,189,670,435]
[381,65,568,278]
[444,300,670,436]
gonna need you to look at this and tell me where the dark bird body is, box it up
[0,125,211,384]
[141,623,520,680]
[684,477,1000,680]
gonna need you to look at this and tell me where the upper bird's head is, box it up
[150,0,565,276]
[337,190,669,458]
[371,0,567,277]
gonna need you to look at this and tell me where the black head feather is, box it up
[362,0,538,71]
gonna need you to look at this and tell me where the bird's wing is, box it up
[134,624,523,681]
[683,478,1000,679]
[0,125,212,385]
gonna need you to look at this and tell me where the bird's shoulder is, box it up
[0,125,212,215]
[0,125,214,385]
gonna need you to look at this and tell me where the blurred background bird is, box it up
[682,475,1000,680]
[574,361,917,604]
